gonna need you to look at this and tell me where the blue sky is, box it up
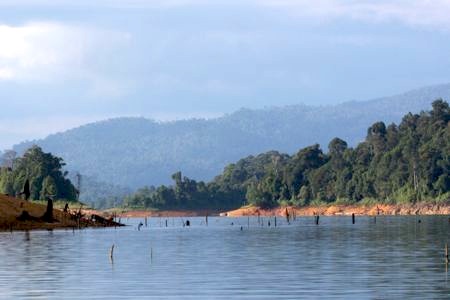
[1,0,450,149]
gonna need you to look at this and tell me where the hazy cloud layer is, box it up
[3,0,450,29]
[0,0,450,149]
[262,0,450,29]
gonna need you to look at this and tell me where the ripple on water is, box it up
[0,216,448,299]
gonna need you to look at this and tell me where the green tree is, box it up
[40,176,57,200]
[0,146,77,201]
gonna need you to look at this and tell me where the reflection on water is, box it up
[0,216,449,299]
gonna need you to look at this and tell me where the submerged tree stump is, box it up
[41,198,54,223]
[445,243,449,265]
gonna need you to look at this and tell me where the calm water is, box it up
[0,216,449,299]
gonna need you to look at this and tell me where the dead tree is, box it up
[41,195,54,223]
[75,173,82,202]
[19,179,31,201]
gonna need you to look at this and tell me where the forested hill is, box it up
[13,83,450,190]
[124,100,450,209]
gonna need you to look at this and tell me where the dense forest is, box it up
[13,84,450,193]
[124,100,450,209]
[67,174,131,209]
[0,146,78,201]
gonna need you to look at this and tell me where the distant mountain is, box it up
[13,83,450,193]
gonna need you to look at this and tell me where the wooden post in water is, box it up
[258,212,261,225]
[374,216,376,224]
[165,220,168,227]
[285,208,290,224]
[315,215,319,225]
[206,215,208,226]
[274,216,277,227]
[145,217,147,227]
[352,213,355,224]
[445,243,449,265]
[110,244,115,260]
[247,216,250,228]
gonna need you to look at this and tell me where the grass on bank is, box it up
[30,199,90,210]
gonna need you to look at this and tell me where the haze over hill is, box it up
[12,83,450,194]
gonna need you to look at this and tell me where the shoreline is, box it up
[221,203,450,217]
[100,202,450,218]
[109,209,221,218]
[0,194,123,232]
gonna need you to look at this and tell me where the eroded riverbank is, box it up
[0,194,123,231]
[221,203,450,217]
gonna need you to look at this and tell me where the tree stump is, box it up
[41,199,54,223]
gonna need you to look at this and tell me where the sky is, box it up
[1,0,450,149]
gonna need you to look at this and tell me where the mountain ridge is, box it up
[12,83,450,195]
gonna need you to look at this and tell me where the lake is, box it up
[0,216,449,299]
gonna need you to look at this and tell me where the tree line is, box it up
[124,100,449,209]
[0,146,78,201]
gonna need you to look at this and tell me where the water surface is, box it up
[0,216,449,299]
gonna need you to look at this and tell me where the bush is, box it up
[333,197,356,205]
[310,199,327,207]
[392,186,416,204]
[359,197,380,206]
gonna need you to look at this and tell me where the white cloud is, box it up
[0,22,131,95]
[0,68,14,79]
[0,22,81,81]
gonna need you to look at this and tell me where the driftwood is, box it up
[91,214,124,227]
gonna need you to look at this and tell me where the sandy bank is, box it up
[221,203,450,217]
